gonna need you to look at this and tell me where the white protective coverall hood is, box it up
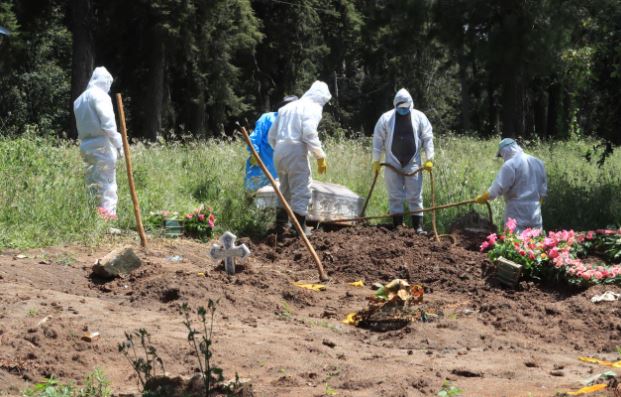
[268,80,331,216]
[488,142,548,230]
[372,88,434,215]
[73,66,122,216]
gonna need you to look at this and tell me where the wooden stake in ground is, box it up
[237,124,329,281]
[115,93,147,248]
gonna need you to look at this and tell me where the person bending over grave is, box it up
[372,88,434,233]
[475,138,548,232]
[268,81,331,237]
[245,95,298,191]
[73,67,123,221]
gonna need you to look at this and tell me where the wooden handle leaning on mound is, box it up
[237,123,329,282]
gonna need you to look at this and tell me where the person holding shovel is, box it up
[73,67,123,221]
[475,138,547,232]
[245,95,298,191]
[268,81,331,236]
[372,88,434,233]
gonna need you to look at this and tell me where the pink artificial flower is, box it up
[208,213,216,223]
[528,251,536,260]
[594,271,603,280]
[519,249,526,256]
[586,231,595,240]
[198,214,206,221]
[186,214,193,220]
[487,233,498,245]
[543,237,555,249]
[582,272,591,281]
[548,247,559,259]
[480,241,490,252]
[506,218,517,233]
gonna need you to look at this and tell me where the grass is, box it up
[1,133,620,249]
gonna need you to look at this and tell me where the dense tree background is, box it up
[0,0,619,147]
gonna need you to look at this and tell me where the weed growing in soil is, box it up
[180,300,231,396]
[118,329,165,389]
[437,380,463,397]
[23,369,112,397]
[24,377,74,397]
[77,368,112,397]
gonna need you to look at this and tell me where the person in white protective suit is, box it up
[475,138,548,231]
[268,81,331,235]
[372,88,434,233]
[73,67,123,220]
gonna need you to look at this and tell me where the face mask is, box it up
[396,107,410,116]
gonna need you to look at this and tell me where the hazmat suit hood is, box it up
[393,88,414,110]
[301,81,332,106]
[87,67,113,93]
[499,141,523,162]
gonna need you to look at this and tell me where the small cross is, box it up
[209,231,251,275]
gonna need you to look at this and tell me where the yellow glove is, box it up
[423,160,433,171]
[475,191,490,204]
[372,161,381,174]
[317,158,327,174]
[249,156,258,166]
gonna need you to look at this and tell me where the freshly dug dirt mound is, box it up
[252,226,621,350]
[1,228,620,396]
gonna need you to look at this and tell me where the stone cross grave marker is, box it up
[209,231,251,275]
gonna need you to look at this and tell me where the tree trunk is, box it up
[547,81,560,138]
[69,0,94,140]
[458,47,471,132]
[533,84,547,138]
[141,28,165,141]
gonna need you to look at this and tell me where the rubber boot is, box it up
[292,212,312,237]
[275,208,288,241]
[392,214,404,228]
[412,215,427,235]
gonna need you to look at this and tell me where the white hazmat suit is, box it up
[487,141,548,231]
[73,67,123,218]
[268,81,331,217]
[372,88,434,216]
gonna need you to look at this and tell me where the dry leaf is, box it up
[342,312,360,325]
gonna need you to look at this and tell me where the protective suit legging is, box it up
[385,166,423,215]
[274,142,312,216]
[81,145,118,215]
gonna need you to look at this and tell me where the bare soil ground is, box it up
[1,226,620,397]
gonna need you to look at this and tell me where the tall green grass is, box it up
[1,134,619,249]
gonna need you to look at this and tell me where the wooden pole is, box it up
[238,124,329,281]
[330,199,479,224]
[116,93,147,248]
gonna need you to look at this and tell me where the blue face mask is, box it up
[396,107,410,116]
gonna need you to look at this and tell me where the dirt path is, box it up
[1,228,620,396]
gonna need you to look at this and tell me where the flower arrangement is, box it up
[183,206,216,240]
[481,218,621,286]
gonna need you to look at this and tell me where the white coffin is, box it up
[255,181,363,222]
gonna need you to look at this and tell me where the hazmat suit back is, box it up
[73,67,122,217]
[488,143,547,230]
[268,81,331,216]
[372,88,434,215]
